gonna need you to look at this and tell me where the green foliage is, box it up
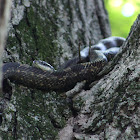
[105,0,140,37]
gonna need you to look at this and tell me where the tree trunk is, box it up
[58,15,140,140]
[0,0,11,132]
[0,0,139,139]
[0,0,11,92]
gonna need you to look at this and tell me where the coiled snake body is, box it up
[3,37,125,92]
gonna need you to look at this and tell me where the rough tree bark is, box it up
[58,15,140,140]
[0,0,139,139]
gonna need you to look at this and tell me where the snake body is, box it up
[3,37,125,92]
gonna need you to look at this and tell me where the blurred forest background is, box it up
[105,0,140,37]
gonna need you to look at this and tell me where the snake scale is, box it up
[3,37,125,92]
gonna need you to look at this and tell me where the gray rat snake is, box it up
[2,36,125,92]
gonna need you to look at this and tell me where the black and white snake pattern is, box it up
[3,36,125,92]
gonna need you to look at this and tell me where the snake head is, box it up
[33,60,55,72]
